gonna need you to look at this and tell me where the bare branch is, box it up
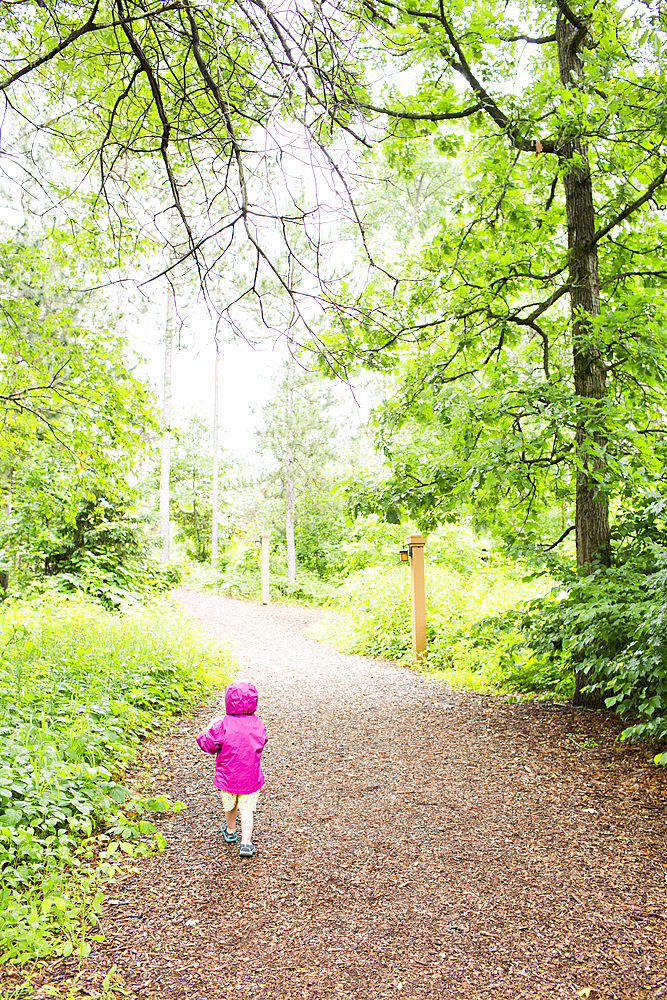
[593,164,667,247]
[501,32,557,43]
[116,0,196,249]
[356,100,483,121]
[544,524,576,550]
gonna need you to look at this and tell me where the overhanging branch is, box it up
[501,32,557,43]
[592,164,667,247]
[356,101,483,121]
[544,524,576,549]
[0,2,185,92]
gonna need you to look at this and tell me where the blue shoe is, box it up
[239,841,256,858]
[221,822,237,843]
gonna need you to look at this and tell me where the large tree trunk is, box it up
[558,14,611,707]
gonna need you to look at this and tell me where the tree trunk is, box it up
[192,466,201,559]
[285,343,296,584]
[193,497,201,559]
[115,279,129,340]
[114,154,130,342]
[159,279,174,563]
[558,14,611,708]
[211,342,220,568]
[1,467,13,596]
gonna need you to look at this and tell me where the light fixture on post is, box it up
[399,548,410,563]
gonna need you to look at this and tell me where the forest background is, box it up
[0,0,666,969]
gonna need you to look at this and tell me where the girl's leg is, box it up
[221,792,237,833]
[240,808,254,844]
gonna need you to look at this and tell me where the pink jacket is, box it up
[196,681,267,794]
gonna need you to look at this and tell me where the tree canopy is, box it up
[314,0,667,578]
[2,0,667,704]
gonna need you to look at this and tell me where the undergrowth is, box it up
[310,559,554,693]
[310,505,667,754]
[0,593,232,966]
[184,557,337,606]
[512,495,667,750]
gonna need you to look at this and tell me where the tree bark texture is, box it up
[557,13,611,575]
[558,13,610,709]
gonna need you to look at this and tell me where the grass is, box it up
[0,592,233,966]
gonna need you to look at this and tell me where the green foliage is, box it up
[291,482,348,578]
[253,481,350,582]
[312,526,550,688]
[170,415,222,564]
[200,526,338,605]
[0,238,161,606]
[259,365,341,472]
[353,141,460,258]
[211,513,425,599]
[338,516,415,575]
[252,364,352,580]
[2,494,179,609]
[316,0,667,553]
[312,504,667,754]
[0,593,232,963]
[511,494,667,745]
[0,240,158,505]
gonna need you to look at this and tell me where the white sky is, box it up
[124,291,370,466]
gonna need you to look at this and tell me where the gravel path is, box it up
[37,591,667,1000]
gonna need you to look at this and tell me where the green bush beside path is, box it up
[0,594,233,965]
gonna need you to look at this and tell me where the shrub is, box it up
[314,559,549,691]
[508,492,667,745]
[2,494,178,610]
[0,593,232,963]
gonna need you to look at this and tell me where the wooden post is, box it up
[406,534,427,661]
[259,531,270,605]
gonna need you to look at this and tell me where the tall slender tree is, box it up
[211,337,220,567]
[285,339,297,584]
[159,276,175,563]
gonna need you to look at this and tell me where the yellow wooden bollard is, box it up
[406,534,427,661]
[259,530,270,605]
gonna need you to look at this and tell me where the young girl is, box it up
[196,680,267,857]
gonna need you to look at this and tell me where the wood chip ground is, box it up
[11,590,667,1000]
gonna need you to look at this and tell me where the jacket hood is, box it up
[225,680,259,716]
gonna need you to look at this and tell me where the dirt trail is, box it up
[40,591,667,999]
